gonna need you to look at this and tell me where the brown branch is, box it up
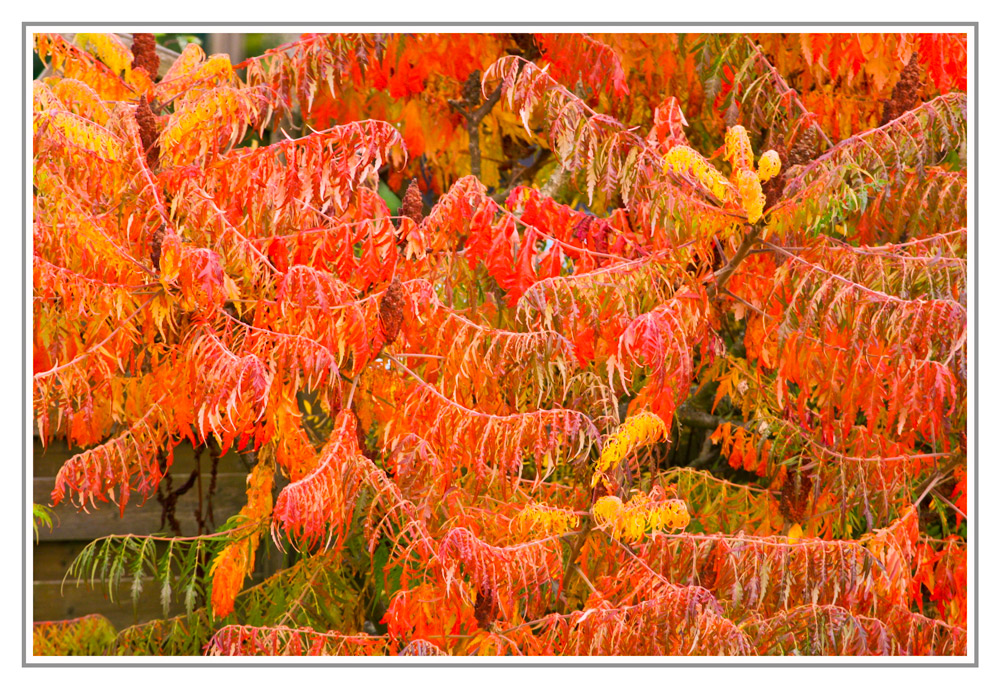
[674,404,740,430]
[556,515,592,614]
[689,432,717,471]
[491,148,553,203]
[929,488,966,520]
[914,454,964,507]
[707,225,761,298]
[449,70,504,178]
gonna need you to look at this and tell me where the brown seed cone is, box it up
[786,125,819,168]
[509,33,540,60]
[400,180,423,224]
[135,95,161,171]
[779,469,813,524]
[763,142,788,210]
[378,276,406,347]
[473,587,498,630]
[149,225,165,272]
[462,70,482,105]
[130,33,160,80]
[763,175,786,210]
[880,54,923,126]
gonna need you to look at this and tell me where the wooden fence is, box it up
[32,438,285,630]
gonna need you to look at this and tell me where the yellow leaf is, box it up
[76,33,132,78]
[787,523,804,544]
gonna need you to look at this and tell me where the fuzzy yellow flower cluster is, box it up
[756,150,782,182]
[663,128,782,225]
[734,169,765,224]
[592,412,668,486]
[515,502,580,536]
[662,145,730,202]
[723,125,781,224]
[592,493,690,542]
[724,125,755,171]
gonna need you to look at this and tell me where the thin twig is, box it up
[556,515,592,613]
[707,225,761,298]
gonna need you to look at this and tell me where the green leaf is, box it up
[378,181,401,214]
[32,503,54,542]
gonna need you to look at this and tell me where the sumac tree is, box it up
[31,31,968,657]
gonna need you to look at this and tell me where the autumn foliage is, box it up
[32,31,968,657]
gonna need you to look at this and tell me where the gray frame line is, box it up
[23,21,978,668]
[24,22,976,27]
